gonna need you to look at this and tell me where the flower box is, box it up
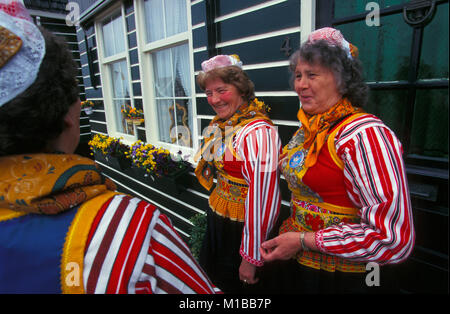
[93,151,131,171]
[106,155,131,171]
[93,150,108,164]
[130,164,189,195]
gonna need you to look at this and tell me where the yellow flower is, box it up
[230,54,240,62]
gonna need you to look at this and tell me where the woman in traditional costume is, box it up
[195,54,281,293]
[260,28,415,293]
[0,1,218,294]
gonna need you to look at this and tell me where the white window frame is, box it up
[134,0,197,160]
[95,2,138,144]
[301,0,316,42]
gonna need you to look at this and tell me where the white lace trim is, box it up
[0,10,45,107]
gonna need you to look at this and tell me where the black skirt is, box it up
[256,257,401,294]
[199,208,277,294]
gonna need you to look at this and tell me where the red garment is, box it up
[83,194,220,294]
[0,154,220,294]
[209,119,282,266]
[236,120,282,266]
[313,114,415,264]
[301,126,356,209]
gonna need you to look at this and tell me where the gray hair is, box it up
[289,40,368,107]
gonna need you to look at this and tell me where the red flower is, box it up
[305,213,325,231]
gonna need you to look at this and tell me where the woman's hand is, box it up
[239,259,259,285]
[259,232,303,262]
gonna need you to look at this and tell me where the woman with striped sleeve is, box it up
[194,54,282,293]
[260,27,415,293]
[0,2,218,294]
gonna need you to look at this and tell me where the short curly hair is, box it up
[0,27,79,156]
[196,65,255,103]
[289,40,369,107]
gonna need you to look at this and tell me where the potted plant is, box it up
[128,140,190,194]
[188,213,207,261]
[88,134,131,171]
[121,104,145,126]
[81,100,95,115]
[88,133,108,163]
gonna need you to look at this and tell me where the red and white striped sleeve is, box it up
[235,119,282,266]
[315,114,415,265]
[83,194,220,294]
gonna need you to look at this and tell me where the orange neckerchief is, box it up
[194,98,271,191]
[297,98,364,168]
[0,154,116,215]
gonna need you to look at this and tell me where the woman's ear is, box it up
[63,99,81,129]
[63,110,76,128]
[48,99,81,154]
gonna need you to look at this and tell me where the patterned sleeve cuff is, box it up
[239,249,264,267]
[315,230,328,254]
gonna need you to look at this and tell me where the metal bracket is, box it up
[403,0,437,27]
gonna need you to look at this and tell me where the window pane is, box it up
[337,13,413,82]
[152,43,192,147]
[102,13,125,57]
[152,44,192,98]
[144,0,164,42]
[165,0,187,38]
[144,0,187,43]
[366,89,409,138]
[409,89,448,158]
[173,44,191,97]
[419,2,449,79]
[110,60,134,135]
[156,99,174,143]
[152,48,174,97]
[175,98,193,148]
[157,99,193,147]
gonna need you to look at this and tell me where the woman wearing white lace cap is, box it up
[195,54,282,293]
[260,27,415,293]
[0,0,219,294]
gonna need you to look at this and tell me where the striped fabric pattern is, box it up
[83,194,219,294]
[235,120,282,266]
[315,114,415,265]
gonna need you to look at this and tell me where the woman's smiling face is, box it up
[205,77,244,120]
[294,58,342,115]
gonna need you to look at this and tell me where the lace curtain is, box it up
[101,13,133,135]
[102,13,125,57]
[144,0,187,43]
[152,44,192,145]
[111,60,132,135]
[144,0,191,146]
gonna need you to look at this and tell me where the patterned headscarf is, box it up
[296,98,363,168]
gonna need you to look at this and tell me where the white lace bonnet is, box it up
[0,0,45,107]
[201,54,243,73]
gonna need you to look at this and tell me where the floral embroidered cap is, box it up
[0,0,46,107]
[306,27,358,59]
[201,54,243,73]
